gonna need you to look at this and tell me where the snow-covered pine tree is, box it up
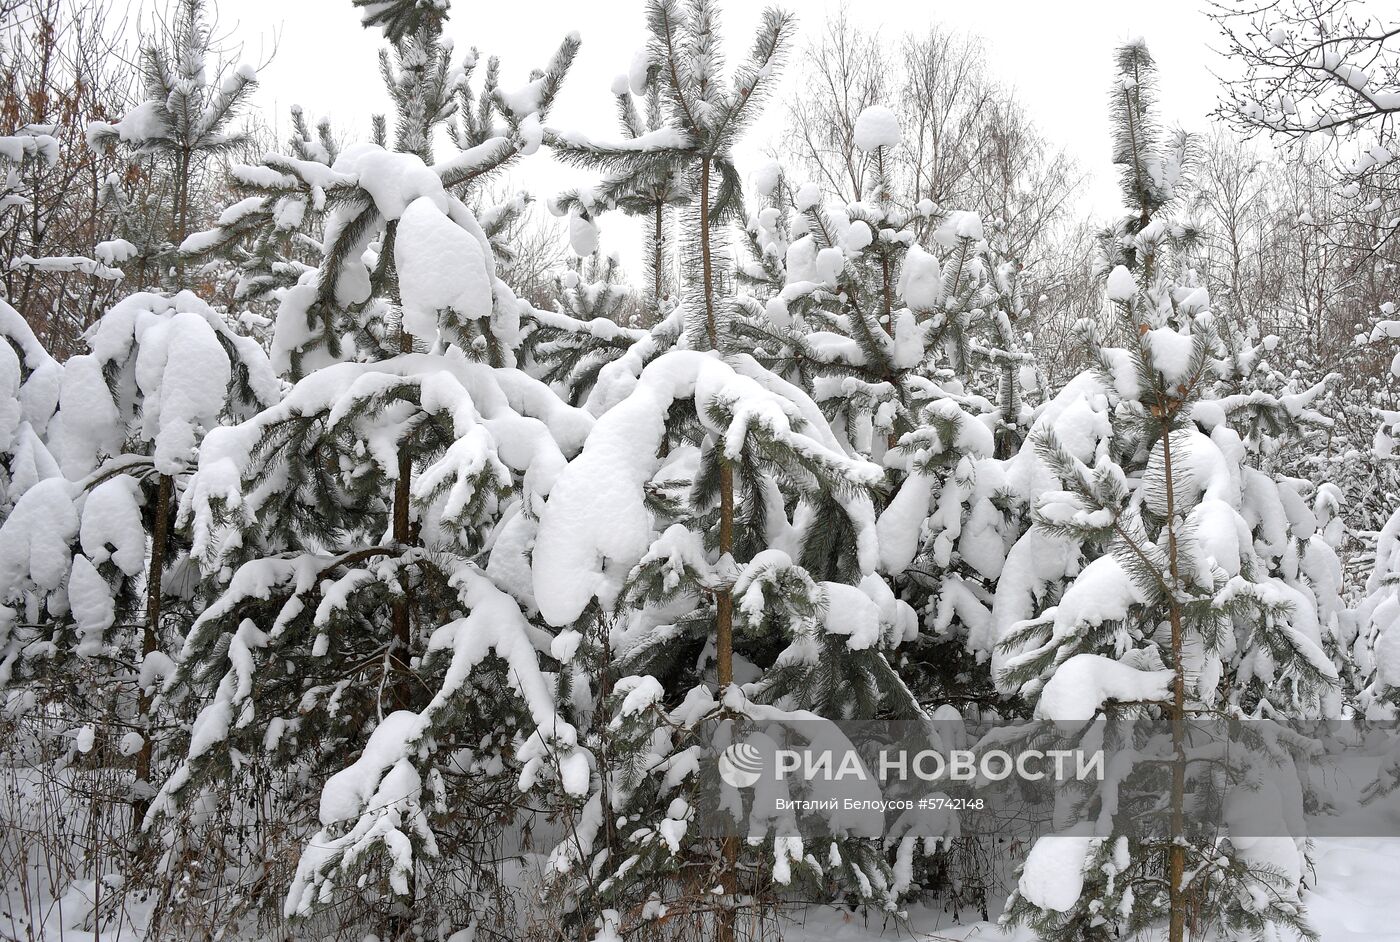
[518,249,685,413]
[530,347,926,938]
[150,4,591,936]
[515,26,718,414]
[1357,343,1400,801]
[992,41,1341,942]
[0,298,63,520]
[180,9,576,379]
[85,0,259,291]
[514,11,957,938]
[3,0,269,819]
[179,105,340,315]
[553,250,636,326]
[1354,512,1398,880]
[1096,40,1199,279]
[543,0,795,356]
[518,247,644,406]
[992,266,1339,942]
[731,108,1036,718]
[538,2,798,777]
[0,289,278,811]
[1358,508,1400,795]
[550,53,683,325]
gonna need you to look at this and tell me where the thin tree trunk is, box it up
[391,326,414,713]
[716,456,739,942]
[384,325,417,942]
[700,158,718,349]
[702,153,740,942]
[134,471,172,823]
[716,462,734,689]
[652,201,665,328]
[1161,422,1188,942]
[699,153,732,690]
[175,149,189,289]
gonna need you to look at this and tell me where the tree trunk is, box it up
[175,148,191,288]
[699,153,733,691]
[701,153,740,942]
[384,327,418,941]
[390,326,414,713]
[716,459,738,939]
[134,471,172,824]
[1161,423,1188,942]
[699,158,718,349]
[651,201,665,328]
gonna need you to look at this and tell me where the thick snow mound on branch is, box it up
[81,476,146,576]
[853,105,900,152]
[395,196,495,339]
[1143,326,1194,385]
[48,291,277,478]
[140,311,232,475]
[333,143,446,220]
[0,477,76,591]
[932,210,983,247]
[1106,265,1137,302]
[1035,654,1174,721]
[1018,832,1095,912]
[319,710,421,825]
[897,244,943,310]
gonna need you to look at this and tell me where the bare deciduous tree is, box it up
[0,0,134,355]
[778,9,1081,303]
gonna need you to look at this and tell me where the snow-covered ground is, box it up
[6,807,1395,941]
[781,839,1400,941]
[1305,840,1400,941]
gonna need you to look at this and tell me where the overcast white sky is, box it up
[202,0,1230,265]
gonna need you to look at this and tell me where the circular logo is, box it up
[717,741,764,788]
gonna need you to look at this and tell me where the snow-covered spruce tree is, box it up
[150,4,590,936]
[986,41,1343,942]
